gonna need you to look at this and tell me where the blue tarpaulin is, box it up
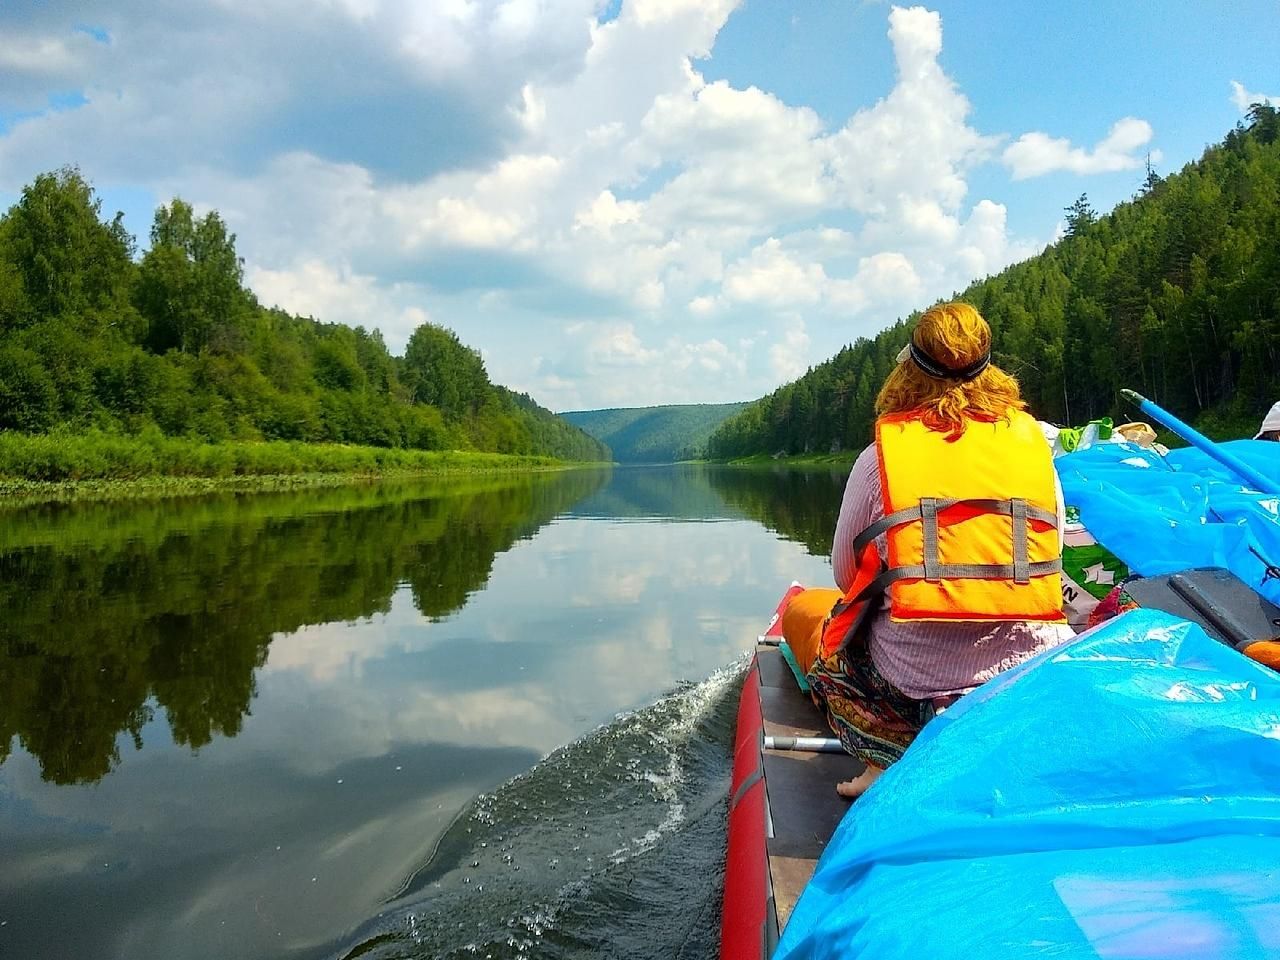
[1056,440,1280,607]
[775,611,1280,959]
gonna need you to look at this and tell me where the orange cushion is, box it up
[781,588,842,677]
[1244,640,1280,671]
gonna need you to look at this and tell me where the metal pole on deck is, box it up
[763,735,846,753]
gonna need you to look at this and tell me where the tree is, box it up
[400,322,491,417]
[1140,154,1162,197]
[2,167,134,326]
[1247,103,1279,145]
[0,345,58,430]
[1064,193,1097,237]
[137,199,248,354]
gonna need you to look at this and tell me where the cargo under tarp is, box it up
[1056,440,1280,607]
[774,610,1280,959]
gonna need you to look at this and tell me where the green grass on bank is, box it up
[0,429,609,505]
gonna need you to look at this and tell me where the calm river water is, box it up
[0,465,846,960]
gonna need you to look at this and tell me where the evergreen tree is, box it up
[1064,193,1097,237]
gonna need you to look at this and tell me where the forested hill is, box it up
[708,106,1280,459]
[562,402,748,462]
[0,171,608,463]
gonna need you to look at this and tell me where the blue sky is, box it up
[1,1,1276,411]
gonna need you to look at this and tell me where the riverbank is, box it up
[0,431,610,506]
[687,451,855,468]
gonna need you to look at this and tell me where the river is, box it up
[0,464,847,960]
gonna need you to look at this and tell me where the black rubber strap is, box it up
[909,340,991,381]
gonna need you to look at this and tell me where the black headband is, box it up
[909,340,991,382]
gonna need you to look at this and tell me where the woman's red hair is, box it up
[876,302,1025,435]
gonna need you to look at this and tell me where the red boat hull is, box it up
[721,583,804,959]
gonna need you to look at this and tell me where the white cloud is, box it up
[769,318,810,382]
[574,189,644,234]
[0,2,1167,409]
[0,32,91,76]
[687,294,719,317]
[1231,80,1279,112]
[723,238,827,306]
[671,337,741,375]
[1002,117,1157,180]
[567,320,662,368]
[247,259,430,337]
[826,6,998,217]
[527,319,757,409]
[828,252,922,313]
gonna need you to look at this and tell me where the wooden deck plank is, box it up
[762,750,860,860]
[756,646,793,689]
[768,855,819,930]
[755,642,864,936]
[760,686,827,739]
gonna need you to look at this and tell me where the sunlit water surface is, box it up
[0,465,846,959]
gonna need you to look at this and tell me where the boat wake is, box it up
[332,660,746,960]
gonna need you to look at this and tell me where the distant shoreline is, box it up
[0,432,610,507]
[685,452,856,468]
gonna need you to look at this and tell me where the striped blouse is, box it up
[832,444,1076,700]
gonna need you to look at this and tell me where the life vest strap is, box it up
[921,498,941,581]
[1012,498,1030,583]
[851,497,1058,556]
[850,558,1063,607]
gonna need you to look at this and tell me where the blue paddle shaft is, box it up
[1121,390,1280,497]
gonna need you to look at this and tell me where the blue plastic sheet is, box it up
[1056,440,1280,607]
[775,611,1280,959]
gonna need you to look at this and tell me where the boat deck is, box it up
[756,644,863,929]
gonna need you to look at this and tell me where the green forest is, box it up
[0,171,608,478]
[708,106,1280,459]
[562,402,747,462]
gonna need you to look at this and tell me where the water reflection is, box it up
[702,463,848,556]
[0,465,842,960]
[0,471,608,785]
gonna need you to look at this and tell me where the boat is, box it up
[721,582,859,959]
[721,568,1280,959]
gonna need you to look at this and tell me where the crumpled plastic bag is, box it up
[1054,417,1114,456]
[1056,440,1280,607]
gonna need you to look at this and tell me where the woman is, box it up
[783,302,1075,798]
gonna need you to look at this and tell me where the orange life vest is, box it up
[819,410,1065,659]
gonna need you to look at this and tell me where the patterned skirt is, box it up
[808,644,931,770]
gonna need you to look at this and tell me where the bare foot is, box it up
[835,764,883,799]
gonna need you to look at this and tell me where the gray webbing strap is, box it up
[850,497,1057,557]
[852,505,923,555]
[1011,498,1030,584]
[961,498,1058,527]
[849,559,1063,606]
[920,498,941,582]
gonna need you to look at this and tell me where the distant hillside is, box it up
[562,403,748,463]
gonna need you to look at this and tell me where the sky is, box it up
[1,1,1277,412]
